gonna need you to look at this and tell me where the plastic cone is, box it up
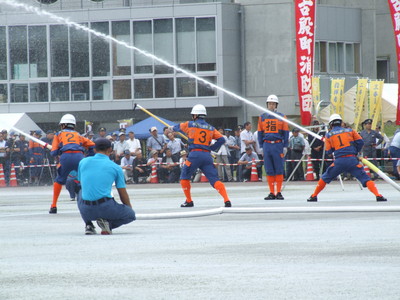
[9,163,17,187]
[305,157,315,181]
[200,172,208,182]
[150,164,159,183]
[250,159,258,182]
[363,164,371,178]
[0,164,5,187]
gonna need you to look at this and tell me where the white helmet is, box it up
[59,114,76,125]
[329,114,342,124]
[191,104,207,116]
[266,94,279,104]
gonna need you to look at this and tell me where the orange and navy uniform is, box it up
[50,129,95,185]
[172,119,224,186]
[324,127,364,158]
[257,112,289,146]
[29,140,45,159]
[174,120,225,152]
[321,125,369,186]
[29,140,45,177]
[51,129,95,156]
[257,112,289,176]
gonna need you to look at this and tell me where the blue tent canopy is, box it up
[115,116,178,140]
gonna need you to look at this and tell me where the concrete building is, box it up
[0,0,396,131]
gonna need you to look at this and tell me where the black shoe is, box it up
[85,224,97,235]
[224,201,232,207]
[49,207,57,214]
[275,192,284,200]
[181,201,194,207]
[376,195,387,202]
[307,195,318,202]
[264,193,276,200]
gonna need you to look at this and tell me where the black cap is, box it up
[363,119,372,125]
[292,128,300,132]
[245,146,252,151]
[124,150,130,155]
[95,138,112,151]
[99,127,106,132]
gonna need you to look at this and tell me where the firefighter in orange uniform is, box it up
[257,95,289,200]
[307,114,387,202]
[170,104,232,208]
[29,130,45,185]
[49,114,95,214]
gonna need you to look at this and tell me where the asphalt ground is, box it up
[1,180,399,300]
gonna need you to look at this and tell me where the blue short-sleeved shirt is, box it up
[78,153,126,201]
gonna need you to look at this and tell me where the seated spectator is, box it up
[132,151,149,184]
[159,148,180,183]
[237,147,262,182]
[146,150,161,180]
[120,150,134,183]
[179,150,187,168]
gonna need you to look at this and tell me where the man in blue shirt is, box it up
[77,138,136,235]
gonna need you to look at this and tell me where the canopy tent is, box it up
[115,116,178,140]
[0,113,43,134]
[317,83,398,125]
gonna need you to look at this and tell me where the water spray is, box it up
[0,0,321,141]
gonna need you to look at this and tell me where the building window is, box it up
[92,80,110,100]
[133,21,153,74]
[134,79,153,99]
[113,79,131,99]
[354,43,361,74]
[112,21,131,76]
[176,18,195,72]
[198,76,216,97]
[70,24,89,78]
[51,82,70,101]
[0,84,7,103]
[29,26,47,78]
[196,18,216,71]
[314,42,320,72]
[9,26,28,80]
[71,81,89,101]
[10,84,28,103]
[91,22,110,77]
[319,41,327,72]
[30,83,48,102]
[155,78,173,98]
[177,77,196,97]
[0,27,7,80]
[154,19,174,74]
[328,43,337,72]
[345,43,354,73]
[337,42,344,73]
[50,25,69,77]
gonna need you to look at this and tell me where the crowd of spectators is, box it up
[0,118,397,187]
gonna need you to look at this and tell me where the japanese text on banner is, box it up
[295,0,315,125]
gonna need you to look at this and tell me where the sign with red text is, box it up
[295,0,316,125]
[388,0,400,125]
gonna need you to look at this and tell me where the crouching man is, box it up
[77,138,136,235]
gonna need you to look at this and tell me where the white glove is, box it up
[168,125,175,132]
[283,147,288,156]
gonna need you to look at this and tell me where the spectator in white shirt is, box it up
[120,150,134,183]
[240,122,256,154]
[113,132,130,164]
[126,131,141,156]
[213,128,233,182]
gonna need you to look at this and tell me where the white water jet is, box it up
[0,0,321,139]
